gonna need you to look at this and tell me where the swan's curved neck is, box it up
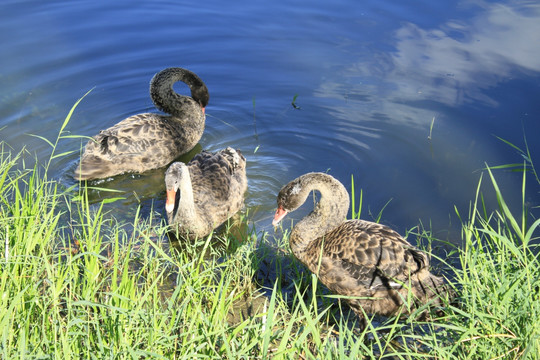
[289,175,350,258]
[166,167,197,232]
[150,68,206,117]
[176,170,196,221]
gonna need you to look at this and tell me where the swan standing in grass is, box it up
[165,147,247,240]
[272,172,452,326]
[75,67,209,180]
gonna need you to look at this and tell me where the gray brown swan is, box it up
[272,172,452,326]
[74,67,209,180]
[165,147,247,240]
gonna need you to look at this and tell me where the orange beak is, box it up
[165,189,176,213]
[272,206,288,227]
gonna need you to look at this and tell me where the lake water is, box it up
[2,0,539,248]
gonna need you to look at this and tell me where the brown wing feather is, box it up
[75,106,202,180]
[86,115,176,155]
[308,220,428,291]
[188,148,247,229]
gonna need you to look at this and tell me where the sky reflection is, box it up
[390,2,540,107]
[315,2,540,128]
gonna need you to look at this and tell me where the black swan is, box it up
[75,67,209,180]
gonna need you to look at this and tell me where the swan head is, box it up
[272,172,347,227]
[184,70,209,112]
[164,162,189,214]
[191,83,210,111]
[272,176,306,226]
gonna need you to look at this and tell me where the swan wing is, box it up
[321,220,429,290]
[189,147,246,207]
[87,114,182,157]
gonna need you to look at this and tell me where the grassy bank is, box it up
[1,115,539,359]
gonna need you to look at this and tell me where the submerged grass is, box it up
[0,101,539,358]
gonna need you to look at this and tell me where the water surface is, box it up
[1,0,539,249]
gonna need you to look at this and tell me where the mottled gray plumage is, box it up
[273,172,452,326]
[74,67,209,180]
[165,147,247,240]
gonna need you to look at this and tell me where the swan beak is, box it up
[165,189,176,213]
[272,206,288,227]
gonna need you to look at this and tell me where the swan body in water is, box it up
[75,67,209,181]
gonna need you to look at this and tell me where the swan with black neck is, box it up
[75,67,209,180]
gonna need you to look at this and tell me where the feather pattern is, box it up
[74,67,209,180]
[165,147,247,240]
[273,172,452,325]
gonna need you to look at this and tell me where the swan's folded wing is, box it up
[322,220,428,289]
[88,114,182,156]
[189,150,235,202]
[187,148,247,229]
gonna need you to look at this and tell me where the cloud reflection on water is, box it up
[390,3,540,107]
[316,2,540,127]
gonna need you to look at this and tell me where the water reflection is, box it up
[316,2,540,128]
[392,3,540,107]
[301,1,540,239]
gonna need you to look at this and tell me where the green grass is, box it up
[0,101,538,358]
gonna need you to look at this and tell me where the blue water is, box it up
[1,0,539,246]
